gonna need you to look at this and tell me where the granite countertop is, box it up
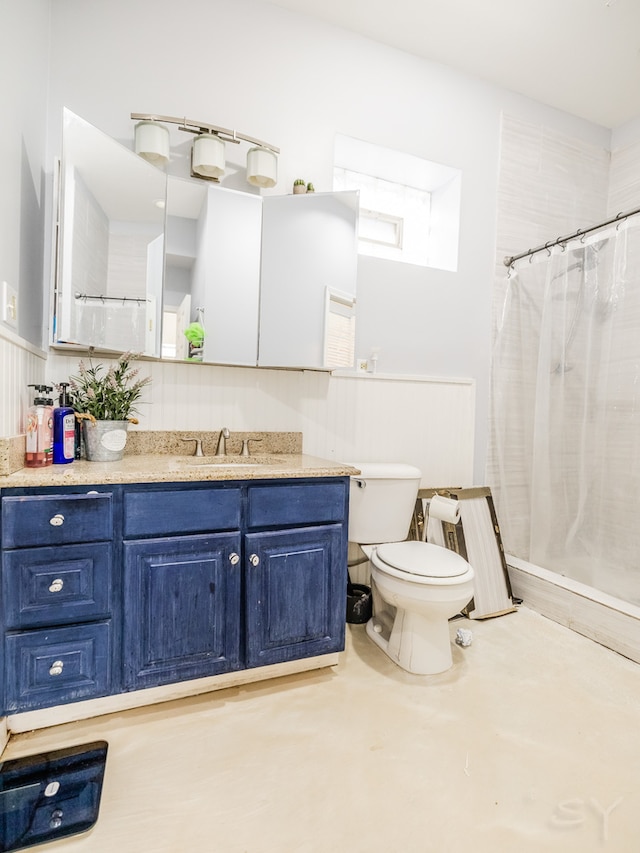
[0,453,360,488]
[0,429,359,487]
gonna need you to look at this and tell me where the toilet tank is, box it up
[348,462,422,545]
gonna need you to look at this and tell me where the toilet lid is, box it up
[376,541,470,578]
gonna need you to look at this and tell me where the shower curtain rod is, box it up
[503,204,640,267]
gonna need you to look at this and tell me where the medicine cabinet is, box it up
[52,109,359,370]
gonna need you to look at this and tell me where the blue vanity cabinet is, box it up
[0,490,115,713]
[121,484,242,690]
[244,480,348,667]
[0,474,349,717]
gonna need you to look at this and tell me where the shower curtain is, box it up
[491,216,640,605]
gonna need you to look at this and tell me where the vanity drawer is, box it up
[1,493,113,548]
[2,543,112,629]
[4,622,111,712]
[247,481,348,529]
[123,486,241,538]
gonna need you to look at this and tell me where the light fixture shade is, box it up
[192,133,225,179]
[134,121,170,168]
[246,146,277,188]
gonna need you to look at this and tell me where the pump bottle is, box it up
[25,385,54,468]
[53,382,76,464]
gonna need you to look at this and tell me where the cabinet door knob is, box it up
[249,553,260,566]
[229,552,240,565]
[49,660,64,676]
[48,578,64,593]
[49,513,65,527]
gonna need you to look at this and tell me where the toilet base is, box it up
[366,607,453,675]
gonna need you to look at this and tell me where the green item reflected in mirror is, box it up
[184,322,205,361]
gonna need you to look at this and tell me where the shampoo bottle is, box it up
[25,385,54,468]
[53,382,76,464]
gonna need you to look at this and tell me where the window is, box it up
[334,134,461,272]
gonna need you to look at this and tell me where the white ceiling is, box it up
[265,0,640,129]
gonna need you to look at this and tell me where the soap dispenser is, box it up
[25,385,54,468]
[53,382,76,464]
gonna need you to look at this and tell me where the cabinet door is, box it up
[123,533,241,689]
[245,525,346,668]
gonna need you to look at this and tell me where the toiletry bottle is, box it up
[25,385,54,468]
[53,382,76,464]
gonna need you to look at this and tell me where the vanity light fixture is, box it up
[192,132,226,180]
[246,146,277,188]
[131,112,279,187]
[133,120,170,168]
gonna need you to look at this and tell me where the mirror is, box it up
[259,191,359,369]
[163,178,262,365]
[54,111,359,370]
[54,109,166,356]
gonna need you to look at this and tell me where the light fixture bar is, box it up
[130,113,279,154]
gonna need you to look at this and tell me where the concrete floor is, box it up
[4,606,640,852]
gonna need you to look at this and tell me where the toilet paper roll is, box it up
[428,494,461,525]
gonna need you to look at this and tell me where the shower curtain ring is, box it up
[545,241,553,256]
[616,212,627,230]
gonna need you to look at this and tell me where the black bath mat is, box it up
[0,740,108,851]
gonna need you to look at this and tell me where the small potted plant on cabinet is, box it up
[293,178,307,194]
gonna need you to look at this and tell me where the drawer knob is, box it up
[49,578,64,593]
[49,513,65,527]
[49,660,64,676]
[229,553,240,565]
[249,553,260,567]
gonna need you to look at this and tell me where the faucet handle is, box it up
[240,438,263,457]
[180,437,205,457]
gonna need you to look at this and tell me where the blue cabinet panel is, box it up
[245,524,347,667]
[247,481,347,528]
[4,622,111,711]
[123,533,242,689]
[123,487,241,538]
[1,493,112,548]
[2,543,112,629]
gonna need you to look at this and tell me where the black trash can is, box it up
[346,583,372,624]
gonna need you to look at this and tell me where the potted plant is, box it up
[293,178,307,194]
[306,182,315,193]
[69,352,151,461]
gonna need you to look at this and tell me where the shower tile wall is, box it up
[492,114,611,343]
[608,138,640,215]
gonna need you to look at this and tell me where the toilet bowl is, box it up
[366,541,474,674]
[348,463,474,675]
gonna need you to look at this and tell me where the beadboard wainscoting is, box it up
[42,352,475,487]
[0,331,47,438]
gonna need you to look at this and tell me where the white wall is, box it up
[0,1,50,435]
[0,0,49,350]
[1,0,618,484]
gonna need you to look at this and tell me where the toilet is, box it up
[348,463,474,675]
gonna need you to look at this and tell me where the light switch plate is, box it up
[2,281,17,328]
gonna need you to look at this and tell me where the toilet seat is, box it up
[373,541,473,585]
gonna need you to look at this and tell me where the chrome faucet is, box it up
[215,427,230,456]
